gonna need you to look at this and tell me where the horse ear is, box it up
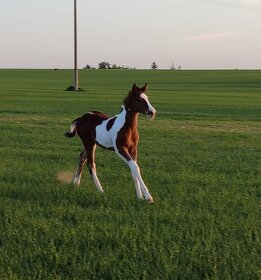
[132,83,139,93]
[141,83,148,93]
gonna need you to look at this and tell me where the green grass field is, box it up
[0,69,260,279]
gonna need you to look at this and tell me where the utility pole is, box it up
[74,0,78,91]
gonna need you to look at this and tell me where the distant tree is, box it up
[151,62,158,70]
[111,63,130,70]
[98,61,111,69]
[170,61,175,70]
[83,64,91,70]
[112,63,120,69]
[177,65,182,70]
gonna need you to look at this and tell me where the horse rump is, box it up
[65,121,77,138]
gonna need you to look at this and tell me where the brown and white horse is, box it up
[65,83,156,203]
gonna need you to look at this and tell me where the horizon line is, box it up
[0,67,261,71]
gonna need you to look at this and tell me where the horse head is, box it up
[124,83,157,119]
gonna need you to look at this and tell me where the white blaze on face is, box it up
[140,93,156,119]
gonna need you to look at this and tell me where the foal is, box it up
[65,83,156,203]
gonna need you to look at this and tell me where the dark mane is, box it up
[123,91,132,109]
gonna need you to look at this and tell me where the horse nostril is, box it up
[147,110,156,119]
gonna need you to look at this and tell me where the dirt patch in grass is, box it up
[56,170,74,184]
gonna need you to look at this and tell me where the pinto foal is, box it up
[65,83,156,203]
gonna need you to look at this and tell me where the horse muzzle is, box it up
[146,109,157,119]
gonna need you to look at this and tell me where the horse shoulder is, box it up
[132,129,139,145]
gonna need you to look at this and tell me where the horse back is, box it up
[75,111,110,141]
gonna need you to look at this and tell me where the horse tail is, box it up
[65,121,77,138]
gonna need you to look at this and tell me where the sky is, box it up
[0,0,261,69]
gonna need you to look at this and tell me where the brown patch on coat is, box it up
[106,117,116,131]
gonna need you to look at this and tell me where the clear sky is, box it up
[1,0,261,69]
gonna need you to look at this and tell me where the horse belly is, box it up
[95,121,113,149]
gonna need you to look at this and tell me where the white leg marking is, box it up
[132,172,143,200]
[128,160,153,202]
[91,168,104,193]
[73,174,81,187]
[114,143,153,202]
[74,155,86,187]
[73,151,86,187]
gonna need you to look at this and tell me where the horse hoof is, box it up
[147,197,154,204]
[73,182,80,188]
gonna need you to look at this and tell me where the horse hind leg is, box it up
[86,145,104,193]
[74,150,87,187]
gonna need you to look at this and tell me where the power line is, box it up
[185,0,261,11]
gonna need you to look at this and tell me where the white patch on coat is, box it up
[95,106,127,148]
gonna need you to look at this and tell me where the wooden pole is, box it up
[74,0,78,91]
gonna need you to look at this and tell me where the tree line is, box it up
[83,61,182,70]
[83,62,134,70]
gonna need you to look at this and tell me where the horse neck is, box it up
[121,105,139,130]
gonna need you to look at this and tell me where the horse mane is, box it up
[123,91,132,109]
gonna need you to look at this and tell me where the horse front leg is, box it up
[130,148,143,200]
[131,174,143,200]
[115,145,153,203]
[129,160,154,203]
